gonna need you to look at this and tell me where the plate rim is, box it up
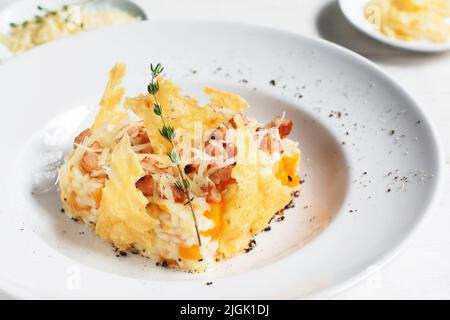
[0,18,445,299]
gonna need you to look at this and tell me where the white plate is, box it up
[0,0,147,61]
[0,20,443,299]
[339,0,450,53]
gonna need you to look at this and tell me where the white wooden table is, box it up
[1,0,449,300]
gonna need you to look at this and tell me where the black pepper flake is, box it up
[387,188,391,193]
[416,120,421,124]
[206,282,213,286]
[293,190,300,197]
[276,216,285,222]
[198,258,203,262]
[119,251,127,257]
[263,226,271,232]
[284,199,295,209]
[240,79,248,84]
[71,217,78,222]
[269,80,276,86]
[363,171,367,175]
[60,208,65,213]
[389,130,395,136]
[245,239,257,253]
[288,175,293,182]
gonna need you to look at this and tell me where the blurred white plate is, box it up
[0,20,443,299]
[339,0,450,53]
[0,0,147,61]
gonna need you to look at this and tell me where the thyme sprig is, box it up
[148,63,202,247]
[9,5,84,30]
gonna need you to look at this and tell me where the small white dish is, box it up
[0,20,444,299]
[339,0,450,53]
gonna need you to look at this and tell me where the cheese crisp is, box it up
[58,64,301,272]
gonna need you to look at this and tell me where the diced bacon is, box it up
[229,113,249,129]
[184,164,198,175]
[135,174,155,196]
[259,133,282,154]
[172,185,187,203]
[81,152,102,175]
[205,127,237,160]
[267,116,293,138]
[206,185,222,203]
[128,126,153,153]
[209,165,233,186]
[73,128,92,149]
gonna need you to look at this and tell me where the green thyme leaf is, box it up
[9,22,18,28]
[147,81,159,95]
[168,150,178,163]
[150,63,164,77]
[153,103,162,116]
[174,180,183,191]
[183,178,190,190]
[159,125,174,141]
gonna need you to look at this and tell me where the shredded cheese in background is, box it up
[365,0,450,43]
[0,4,141,54]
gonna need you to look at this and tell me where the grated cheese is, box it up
[365,0,450,42]
[0,4,141,54]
